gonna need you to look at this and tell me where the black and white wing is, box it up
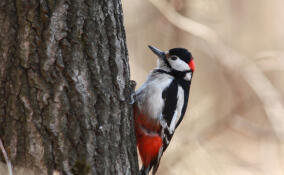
[152,79,190,175]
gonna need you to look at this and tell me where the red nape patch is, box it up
[188,59,195,71]
[137,135,163,167]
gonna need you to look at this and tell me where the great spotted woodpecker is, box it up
[133,46,195,175]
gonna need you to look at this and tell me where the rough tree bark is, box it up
[0,0,138,175]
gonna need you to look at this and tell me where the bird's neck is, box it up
[153,68,192,82]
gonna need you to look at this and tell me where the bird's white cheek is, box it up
[169,86,184,132]
[168,59,190,71]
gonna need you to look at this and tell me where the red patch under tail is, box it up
[137,134,162,167]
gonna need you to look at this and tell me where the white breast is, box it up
[135,72,173,120]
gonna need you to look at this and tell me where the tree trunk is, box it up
[0,0,138,175]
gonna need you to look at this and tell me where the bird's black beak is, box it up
[148,45,166,59]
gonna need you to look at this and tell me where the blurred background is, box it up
[122,0,284,175]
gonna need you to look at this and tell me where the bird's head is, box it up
[148,45,195,73]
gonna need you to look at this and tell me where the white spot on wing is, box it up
[169,86,184,133]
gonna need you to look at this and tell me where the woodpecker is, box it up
[133,46,195,175]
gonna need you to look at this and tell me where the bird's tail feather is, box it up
[139,166,150,175]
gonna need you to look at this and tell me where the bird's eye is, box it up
[171,56,177,60]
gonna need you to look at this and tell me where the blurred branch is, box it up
[229,115,275,138]
[257,62,284,72]
[0,138,13,175]
[148,0,284,139]
[254,50,284,60]
[254,51,284,72]
[197,95,264,142]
